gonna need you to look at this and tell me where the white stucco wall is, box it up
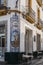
[7,0,16,9]
[20,0,43,52]
[0,0,43,52]
[20,16,42,52]
[0,14,11,52]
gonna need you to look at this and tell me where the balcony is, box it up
[0,0,7,16]
[36,19,43,30]
[0,5,35,24]
[22,6,35,24]
[0,24,5,33]
[0,4,7,16]
[26,7,35,23]
[39,19,43,27]
[36,0,42,7]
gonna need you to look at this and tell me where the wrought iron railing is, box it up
[38,19,43,27]
[35,19,43,30]
[29,7,35,21]
[0,5,35,22]
[21,6,35,22]
[0,4,7,10]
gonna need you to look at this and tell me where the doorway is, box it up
[37,34,41,51]
[0,35,5,57]
[25,29,33,54]
[0,24,6,58]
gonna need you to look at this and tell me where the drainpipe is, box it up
[7,14,11,52]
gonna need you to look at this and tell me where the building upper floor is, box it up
[0,0,43,30]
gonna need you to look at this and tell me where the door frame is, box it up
[0,33,5,47]
[0,34,6,56]
[25,28,33,54]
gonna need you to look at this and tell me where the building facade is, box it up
[0,0,43,61]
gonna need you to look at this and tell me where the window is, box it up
[0,25,5,33]
[0,0,4,5]
[0,0,6,6]
[1,0,4,5]
[0,0,1,4]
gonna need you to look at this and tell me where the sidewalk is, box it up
[0,57,43,65]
